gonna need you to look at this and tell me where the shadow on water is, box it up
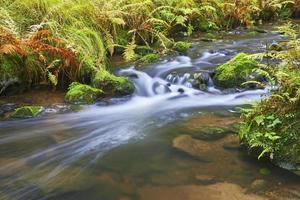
[0,25,299,200]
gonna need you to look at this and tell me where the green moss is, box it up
[65,82,103,104]
[138,53,160,64]
[92,69,134,96]
[213,53,259,88]
[11,106,43,118]
[173,41,192,53]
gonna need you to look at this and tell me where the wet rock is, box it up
[0,103,17,112]
[65,82,104,104]
[92,69,134,96]
[173,135,212,157]
[250,179,268,192]
[138,182,267,200]
[195,175,216,185]
[190,72,212,90]
[213,53,260,89]
[11,106,43,118]
[153,82,171,95]
[178,88,185,94]
[0,109,4,117]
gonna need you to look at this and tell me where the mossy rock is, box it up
[213,53,259,88]
[191,127,228,141]
[92,69,134,96]
[138,53,160,64]
[11,106,43,118]
[65,82,103,104]
[173,41,192,53]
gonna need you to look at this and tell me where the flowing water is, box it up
[0,26,299,200]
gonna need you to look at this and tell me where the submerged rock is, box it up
[213,53,260,88]
[172,135,212,157]
[92,69,134,96]
[191,127,227,141]
[65,82,104,104]
[11,106,43,118]
[250,179,268,192]
[191,72,212,90]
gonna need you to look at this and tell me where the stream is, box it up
[0,26,299,200]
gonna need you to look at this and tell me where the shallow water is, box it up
[0,26,299,200]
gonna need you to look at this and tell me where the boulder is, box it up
[213,53,259,88]
[92,69,134,96]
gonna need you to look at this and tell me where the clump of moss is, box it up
[213,53,259,88]
[173,41,192,53]
[65,82,103,104]
[92,69,134,95]
[138,53,160,64]
[11,106,43,118]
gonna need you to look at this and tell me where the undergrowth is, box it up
[0,0,297,94]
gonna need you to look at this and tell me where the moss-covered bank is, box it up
[239,24,300,174]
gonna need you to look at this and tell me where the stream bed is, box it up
[0,25,299,200]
